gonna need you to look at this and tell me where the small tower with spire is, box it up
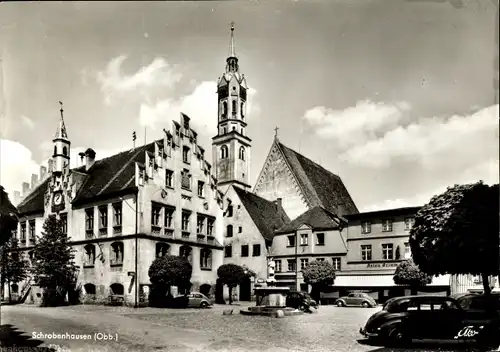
[212,22,252,193]
[52,101,71,176]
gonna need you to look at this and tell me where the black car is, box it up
[360,295,500,349]
[286,291,318,311]
[454,292,500,314]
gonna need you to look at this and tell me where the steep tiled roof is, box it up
[276,205,342,234]
[17,142,158,215]
[233,186,290,241]
[277,142,359,215]
[344,206,421,221]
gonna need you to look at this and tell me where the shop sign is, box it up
[366,262,399,268]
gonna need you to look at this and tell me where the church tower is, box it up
[50,102,70,213]
[212,23,252,193]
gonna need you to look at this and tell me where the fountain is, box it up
[240,260,303,317]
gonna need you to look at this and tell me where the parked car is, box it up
[286,291,318,311]
[359,295,500,350]
[454,292,500,314]
[172,292,213,308]
[335,292,377,308]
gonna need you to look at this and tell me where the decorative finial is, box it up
[229,21,236,58]
[274,126,279,139]
[59,101,64,119]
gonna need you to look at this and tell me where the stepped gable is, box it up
[276,205,343,234]
[277,142,359,215]
[17,142,159,215]
[233,186,290,241]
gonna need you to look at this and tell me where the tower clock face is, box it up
[53,193,63,205]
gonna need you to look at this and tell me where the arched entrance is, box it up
[239,276,251,301]
[199,284,211,297]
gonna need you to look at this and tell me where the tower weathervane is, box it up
[59,101,64,119]
[274,126,279,139]
[229,21,236,58]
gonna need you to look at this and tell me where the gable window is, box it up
[275,260,282,272]
[181,170,192,190]
[99,206,108,229]
[239,146,245,161]
[332,257,341,271]
[112,202,122,227]
[60,213,68,235]
[83,244,96,267]
[179,245,192,264]
[300,233,308,246]
[361,221,371,234]
[181,211,190,232]
[287,259,296,272]
[382,219,393,232]
[361,245,372,261]
[220,145,228,159]
[207,218,214,236]
[300,258,309,270]
[200,249,212,270]
[382,243,394,260]
[316,233,325,246]
[182,146,190,164]
[166,137,172,156]
[252,244,261,257]
[241,245,249,257]
[224,245,232,258]
[156,243,170,258]
[197,181,205,197]
[404,217,415,231]
[197,215,205,234]
[110,242,124,265]
[165,170,174,188]
[226,205,233,217]
[226,225,233,237]
[20,222,26,241]
[287,235,296,247]
[85,208,94,232]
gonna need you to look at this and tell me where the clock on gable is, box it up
[51,191,65,213]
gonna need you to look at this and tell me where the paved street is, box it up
[0,303,484,352]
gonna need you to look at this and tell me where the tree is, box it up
[302,260,336,303]
[148,255,192,307]
[393,259,432,288]
[0,237,28,301]
[0,185,18,248]
[31,215,79,306]
[217,263,245,305]
[410,181,499,296]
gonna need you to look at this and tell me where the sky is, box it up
[0,0,498,212]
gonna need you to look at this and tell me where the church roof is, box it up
[277,142,359,215]
[233,186,290,241]
[275,205,343,234]
[17,142,157,215]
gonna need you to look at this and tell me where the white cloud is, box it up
[20,115,34,129]
[0,139,40,196]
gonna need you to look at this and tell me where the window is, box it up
[207,218,214,236]
[164,208,174,229]
[382,219,393,232]
[238,226,242,233]
[287,259,296,272]
[220,145,228,159]
[181,212,190,232]
[197,215,205,234]
[252,244,261,257]
[166,137,172,156]
[224,245,232,258]
[241,102,244,118]
[316,233,325,246]
[179,245,192,264]
[200,249,212,270]
[241,245,249,257]
[151,204,161,227]
[226,225,233,237]
[156,243,170,258]
[181,170,191,190]
[222,127,227,134]
[232,100,237,115]
[382,243,394,260]
[222,101,228,117]
[361,245,372,261]
[287,235,296,247]
[28,220,35,241]
[99,206,108,229]
[110,242,124,265]
[197,181,205,197]
[300,233,308,246]
[60,213,68,235]
[226,205,233,217]
[361,221,371,234]
[110,283,124,296]
[239,146,245,161]
[404,217,415,231]
[20,222,26,241]
[84,283,96,295]
[300,258,309,270]
[182,146,190,164]
[112,202,122,227]
[275,260,282,272]
[165,170,173,188]
[84,244,96,267]
[85,208,94,231]
[404,242,411,256]
[332,257,341,271]
[63,146,68,156]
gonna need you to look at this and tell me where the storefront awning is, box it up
[334,274,450,287]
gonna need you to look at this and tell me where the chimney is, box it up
[78,152,85,166]
[48,159,54,173]
[22,182,30,197]
[13,191,21,205]
[40,165,47,180]
[85,148,96,171]
[31,173,38,189]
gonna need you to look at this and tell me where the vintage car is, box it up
[335,292,377,308]
[172,292,214,308]
[286,291,318,311]
[359,295,500,349]
[454,292,500,314]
